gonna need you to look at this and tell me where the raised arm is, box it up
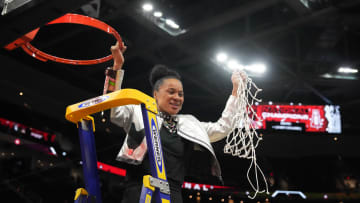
[202,70,247,142]
[108,42,133,128]
[111,41,127,71]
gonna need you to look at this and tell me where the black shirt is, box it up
[125,125,191,185]
[159,126,186,183]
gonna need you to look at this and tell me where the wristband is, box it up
[103,67,118,94]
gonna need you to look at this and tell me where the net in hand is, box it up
[224,72,269,199]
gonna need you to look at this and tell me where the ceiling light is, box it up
[153,11,162,17]
[19,92,23,96]
[320,73,357,80]
[142,3,153,12]
[338,67,358,74]
[139,4,186,36]
[227,59,241,70]
[247,63,266,73]
[165,19,179,29]
[216,52,228,63]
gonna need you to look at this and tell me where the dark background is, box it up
[0,0,360,202]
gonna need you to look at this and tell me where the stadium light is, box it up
[338,67,358,74]
[216,52,228,63]
[165,19,180,29]
[153,11,162,17]
[142,3,153,12]
[140,3,186,36]
[227,59,241,70]
[247,63,266,73]
[216,53,266,74]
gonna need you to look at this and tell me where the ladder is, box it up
[65,88,171,203]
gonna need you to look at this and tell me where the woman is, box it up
[108,42,246,203]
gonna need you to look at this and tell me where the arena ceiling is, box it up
[1,0,360,150]
[1,0,360,201]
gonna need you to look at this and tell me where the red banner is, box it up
[0,117,57,142]
[97,161,126,177]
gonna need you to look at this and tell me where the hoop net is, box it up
[223,73,269,199]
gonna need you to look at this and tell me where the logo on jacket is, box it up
[151,119,163,172]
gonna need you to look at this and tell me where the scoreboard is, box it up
[252,104,341,134]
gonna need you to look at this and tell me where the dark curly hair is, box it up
[149,64,181,91]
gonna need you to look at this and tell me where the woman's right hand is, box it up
[110,41,127,70]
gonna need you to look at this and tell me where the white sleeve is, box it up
[112,104,147,165]
[201,95,238,143]
[110,105,135,133]
[109,69,133,132]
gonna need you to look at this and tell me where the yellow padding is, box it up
[75,116,96,132]
[74,188,88,200]
[143,175,155,191]
[65,88,157,124]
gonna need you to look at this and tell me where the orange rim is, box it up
[4,13,123,65]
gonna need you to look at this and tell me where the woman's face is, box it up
[154,78,184,115]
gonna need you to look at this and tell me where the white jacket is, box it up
[110,95,238,180]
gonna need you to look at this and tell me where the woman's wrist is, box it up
[231,85,239,96]
[112,63,123,70]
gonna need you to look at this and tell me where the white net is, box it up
[223,73,269,199]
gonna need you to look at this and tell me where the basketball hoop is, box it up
[4,13,123,65]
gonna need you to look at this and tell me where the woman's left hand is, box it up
[231,70,247,96]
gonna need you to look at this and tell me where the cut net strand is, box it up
[224,74,269,199]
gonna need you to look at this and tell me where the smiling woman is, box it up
[150,65,184,116]
[107,42,245,203]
